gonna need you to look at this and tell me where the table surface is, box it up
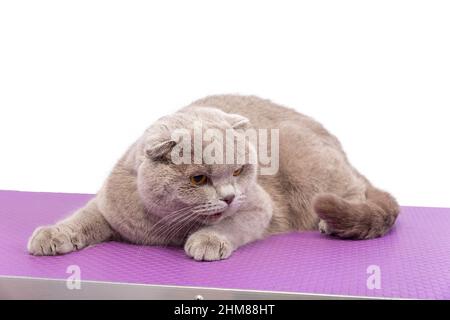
[1,190,449,299]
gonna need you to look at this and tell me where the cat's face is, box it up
[136,107,257,226]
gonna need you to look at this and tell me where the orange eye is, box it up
[190,175,207,186]
[233,167,244,176]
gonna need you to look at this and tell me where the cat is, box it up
[27,95,399,261]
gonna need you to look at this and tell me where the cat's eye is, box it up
[190,175,207,186]
[233,167,244,176]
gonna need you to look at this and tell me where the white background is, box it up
[0,1,449,207]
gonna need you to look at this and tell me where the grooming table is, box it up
[0,190,449,300]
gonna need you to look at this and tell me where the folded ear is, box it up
[145,140,177,161]
[224,113,250,130]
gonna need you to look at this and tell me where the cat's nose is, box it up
[221,194,235,205]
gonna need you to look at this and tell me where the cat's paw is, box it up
[27,225,81,256]
[318,219,331,235]
[184,231,234,261]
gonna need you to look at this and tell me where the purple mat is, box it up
[1,190,449,299]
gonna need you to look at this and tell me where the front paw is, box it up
[27,225,81,256]
[184,231,234,261]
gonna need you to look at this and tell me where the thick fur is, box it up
[314,186,399,239]
[27,95,399,261]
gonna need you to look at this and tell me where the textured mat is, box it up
[0,190,449,299]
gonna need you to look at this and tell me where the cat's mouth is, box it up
[201,211,225,222]
[208,212,223,219]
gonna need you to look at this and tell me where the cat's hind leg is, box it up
[313,185,399,240]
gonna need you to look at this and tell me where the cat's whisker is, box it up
[178,212,209,244]
[138,196,246,250]
[146,207,194,241]
[149,206,201,240]
[181,216,200,242]
[193,207,224,215]
[153,201,225,244]
[154,210,199,245]
[159,211,199,245]
[138,206,196,249]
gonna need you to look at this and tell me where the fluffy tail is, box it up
[313,186,400,239]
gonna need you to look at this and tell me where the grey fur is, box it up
[28,95,399,261]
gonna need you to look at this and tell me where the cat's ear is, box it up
[225,113,250,130]
[145,140,177,161]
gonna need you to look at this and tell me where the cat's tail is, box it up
[312,186,400,239]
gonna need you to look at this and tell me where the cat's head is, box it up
[136,107,257,225]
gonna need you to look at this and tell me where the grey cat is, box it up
[28,95,399,261]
